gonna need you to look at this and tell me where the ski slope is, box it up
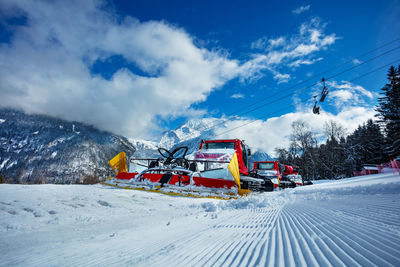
[1,173,399,266]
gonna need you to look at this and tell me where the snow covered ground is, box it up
[1,173,400,266]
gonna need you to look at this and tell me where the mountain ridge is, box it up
[0,109,135,184]
[0,109,272,184]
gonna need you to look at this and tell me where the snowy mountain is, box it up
[159,118,221,149]
[249,150,274,166]
[130,118,226,158]
[0,109,135,184]
[133,117,273,162]
[128,138,159,158]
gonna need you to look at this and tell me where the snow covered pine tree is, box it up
[375,65,400,159]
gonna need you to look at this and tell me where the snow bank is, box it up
[293,174,400,196]
[1,174,399,266]
[196,174,400,212]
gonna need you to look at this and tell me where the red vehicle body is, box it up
[251,161,302,188]
[283,165,294,176]
[198,139,277,192]
[252,161,282,176]
[114,171,236,189]
[199,139,251,175]
[283,165,303,186]
[250,161,282,189]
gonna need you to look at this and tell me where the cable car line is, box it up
[195,40,400,135]
[214,58,400,137]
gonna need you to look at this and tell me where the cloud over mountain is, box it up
[0,0,242,138]
[0,0,341,142]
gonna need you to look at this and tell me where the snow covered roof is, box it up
[362,166,378,170]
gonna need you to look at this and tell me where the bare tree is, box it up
[289,120,318,180]
[319,121,348,178]
[323,120,347,142]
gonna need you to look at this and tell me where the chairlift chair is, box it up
[319,78,329,102]
[312,95,320,114]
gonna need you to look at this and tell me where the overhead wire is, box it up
[225,36,400,117]
[194,37,400,134]
[232,44,400,118]
[214,58,400,137]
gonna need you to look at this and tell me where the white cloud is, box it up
[326,81,375,109]
[331,90,353,102]
[0,1,339,140]
[214,106,376,156]
[247,18,338,78]
[231,93,245,99]
[251,36,286,50]
[292,5,311,15]
[288,57,323,67]
[250,37,268,50]
[0,0,244,138]
[273,73,291,84]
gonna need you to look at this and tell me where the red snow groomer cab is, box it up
[197,139,273,192]
[198,139,250,175]
[250,161,297,190]
[283,165,303,186]
[250,161,282,190]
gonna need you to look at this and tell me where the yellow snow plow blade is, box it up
[238,189,251,196]
[227,152,241,189]
[109,152,127,175]
[227,152,251,196]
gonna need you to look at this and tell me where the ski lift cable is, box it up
[243,45,400,113]
[224,37,400,117]
[309,44,400,102]
[195,40,400,135]
[217,45,400,121]
[214,58,400,137]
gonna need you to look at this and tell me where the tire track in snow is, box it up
[316,196,400,228]
[300,203,400,265]
[278,211,307,266]
[174,208,279,266]
[172,211,255,266]
[166,216,245,266]
[120,195,400,267]
[216,207,281,266]
[134,211,253,266]
[143,206,282,267]
[229,208,280,266]
[277,206,334,266]
[298,205,381,266]
[325,208,400,254]
[278,208,321,266]
[6,187,400,267]
[207,210,271,266]
[283,205,362,266]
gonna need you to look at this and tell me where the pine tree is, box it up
[376,65,400,159]
[346,119,385,171]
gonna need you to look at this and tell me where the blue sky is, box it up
[0,0,399,153]
[116,0,398,124]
